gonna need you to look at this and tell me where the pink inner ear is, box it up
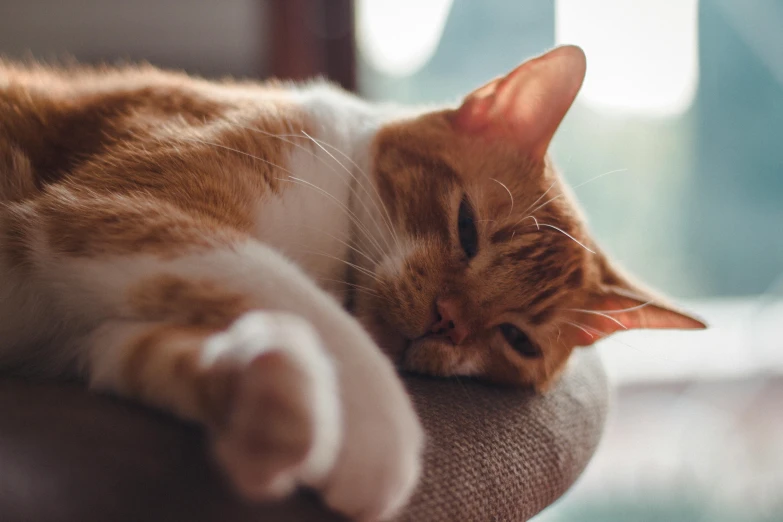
[451,45,587,160]
[451,79,502,132]
[577,290,707,342]
[562,286,707,348]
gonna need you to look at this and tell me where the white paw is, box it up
[312,330,425,521]
[202,312,341,500]
[320,423,423,521]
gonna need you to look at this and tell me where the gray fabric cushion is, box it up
[0,349,607,522]
[398,349,608,521]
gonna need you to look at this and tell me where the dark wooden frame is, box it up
[265,0,357,92]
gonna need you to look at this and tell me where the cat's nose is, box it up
[430,298,469,345]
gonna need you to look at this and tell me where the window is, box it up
[357,0,783,384]
[357,1,783,520]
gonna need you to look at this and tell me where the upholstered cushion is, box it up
[0,349,607,522]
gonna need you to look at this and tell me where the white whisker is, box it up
[562,308,627,329]
[277,174,384,258]
[584,302,654,315]
[285,175,387,258]
[179,137,296,176]
[556,316,656,354]
[179,136,384,257]
[516,215,540,231]
[573,168,629,190]
[523,180,557,215]
[608,286,658,305]
[317,277,380,296]
[490,178,514,218]
[300,130,399,254]
[298,249,382,283]
[530,168,629,215]
[297,129,415,281]
[242,124,396,255]
[291,224,379,266]
[562,321,596,339]
[299,134,418,276]
[567,320,645,351]
[288,130,401,251]
[533,223,596,254]
[300,135,399,246]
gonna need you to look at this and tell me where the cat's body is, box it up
[0,62,420,518]
[0,63,382,368]
[0,47,704,520]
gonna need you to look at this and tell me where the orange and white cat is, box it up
[0,46,704,520]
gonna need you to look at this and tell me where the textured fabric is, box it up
[397,349,608,521]
[0,349,607,522]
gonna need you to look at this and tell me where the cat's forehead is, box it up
[375,110,593,292]
[375,111,560,196]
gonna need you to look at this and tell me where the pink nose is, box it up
[430,299,469,345]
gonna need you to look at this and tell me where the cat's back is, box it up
[0,61,370,302]
[0,59,275,121]
[0,62,365,356]
[0,61,305,205]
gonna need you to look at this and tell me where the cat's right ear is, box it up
[563,260,707,348]
[450,45,586,161]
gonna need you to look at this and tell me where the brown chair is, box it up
[0,350,607,522]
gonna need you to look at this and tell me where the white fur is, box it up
[204,311,341,494]
[261,85,402,285]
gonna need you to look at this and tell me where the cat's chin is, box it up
[354,291,474,377]
[361,312,476,378]
[399,336,472,378]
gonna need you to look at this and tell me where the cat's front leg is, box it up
[213,305,425,522]
[87,312,341,500]
[69,241,423,520]
[202,244,425,521]
[306,314,424,522]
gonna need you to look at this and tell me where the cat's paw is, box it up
[313,335,425,521]
[202,312,341,500]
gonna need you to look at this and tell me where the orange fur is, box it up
[1,60,310,260]
[361,113,593,386]
[129,275,251,328]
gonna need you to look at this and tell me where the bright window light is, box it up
[357,0,453,78]
[556,0,700,117]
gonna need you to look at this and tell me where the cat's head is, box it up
[357,45,705,390]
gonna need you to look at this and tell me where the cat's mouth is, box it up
[411,331,454,345]
[399,335,468,377]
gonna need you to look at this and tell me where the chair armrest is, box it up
[0,349,607,522]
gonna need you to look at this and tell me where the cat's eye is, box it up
[499,323,541,359]
[457,198,478,259]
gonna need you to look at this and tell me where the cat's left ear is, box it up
[451,45,587,161]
